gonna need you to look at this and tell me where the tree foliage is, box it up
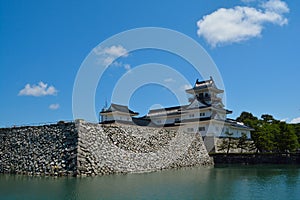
[275,123,298,153]
[237,133,249,153]
[236,112,299,153]
[292,123,300,145]
[217,132,237,154]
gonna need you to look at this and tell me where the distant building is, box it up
[100,77,254,152]
[100,103,139,124]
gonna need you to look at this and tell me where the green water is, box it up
[0,165,299,200]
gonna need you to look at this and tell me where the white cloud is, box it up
[197,0,289,47]
[18,82,58,97]
[111,61,131,71]
[103,57,115,66]
[112,61,123,67]
[93,45,128,65]
[49,103,60,110]
[103,45,128,57]
[290,117,300,124]
[262,0,289,14]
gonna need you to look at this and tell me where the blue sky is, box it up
[1,0,299,126]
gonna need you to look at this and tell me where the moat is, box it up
[1,165,299,200]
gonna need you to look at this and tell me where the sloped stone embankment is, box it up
[0,120,213,176]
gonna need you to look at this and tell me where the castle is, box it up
[0,77,252,176]
[100,77,253,152]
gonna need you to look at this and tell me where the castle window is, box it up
[198,127,205,131]
[189,114,194,118]
[200,112,205,116]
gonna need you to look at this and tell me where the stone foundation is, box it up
[0,120,213,177]
[0,122,77,176]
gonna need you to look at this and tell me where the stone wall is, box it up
[0,122,78,176]
[76,121,213,176]
[0,120,213,177]
[211,153,300,165]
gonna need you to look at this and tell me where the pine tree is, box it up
[218,132,237,154]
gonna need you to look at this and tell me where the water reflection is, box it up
[0,165,299,200]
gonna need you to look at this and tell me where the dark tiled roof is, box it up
[162,123,180,127]
[225,118,254,130]
[190,85,223,92]
[195,79,209,85]
[148,105,189,114]
[180,117,212,123]
[186,77,223,93]
[100,103,138,115]
[100,118,179,128]
[132,117,152,126]
[226,109,233,114]
[100,120,133,125]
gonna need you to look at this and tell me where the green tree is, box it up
[261,114,278,124]
[237,112,261,152]
[218,132,237,154]
[237,112,299,153]
[237,112,258,123]
[293,123,300,145]
[275,122,299,152]
[237,133,248,153]
[253,122,278,152]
